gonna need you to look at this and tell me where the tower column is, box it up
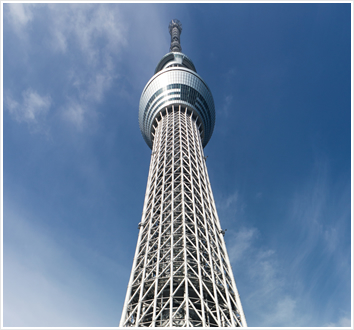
[120,19,247,327]
[120,106,247,327]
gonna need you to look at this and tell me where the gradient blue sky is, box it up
[2,2,352,328]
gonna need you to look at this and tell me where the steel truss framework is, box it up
[120,105,247,327]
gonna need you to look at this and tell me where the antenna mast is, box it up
[169,19,182,52]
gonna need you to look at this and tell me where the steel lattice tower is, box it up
[120,20,247,327]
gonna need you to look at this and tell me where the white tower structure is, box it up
[120,20,247,327]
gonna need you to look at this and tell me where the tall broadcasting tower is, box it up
[120,20,247,327]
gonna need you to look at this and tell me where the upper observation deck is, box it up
[138,20,215,149]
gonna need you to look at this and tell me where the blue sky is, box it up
[2,2,351,328]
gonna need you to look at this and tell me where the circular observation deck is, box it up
[139,52,215,149]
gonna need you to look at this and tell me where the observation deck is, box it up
[138,20,215,149]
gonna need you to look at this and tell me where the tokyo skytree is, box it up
[120,20,247,327]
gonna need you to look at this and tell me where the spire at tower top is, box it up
[169,19,182,52]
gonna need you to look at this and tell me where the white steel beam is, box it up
[120,107,247,327]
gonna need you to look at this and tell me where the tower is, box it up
[120,20,247,327]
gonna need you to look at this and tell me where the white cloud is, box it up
[6,3,33,32]
[48,4,126,58]
[224,190,238,208]
[23,89,51,121]
[262,296,297,327]
[227,225,294,326]
[5,89,51,131]
[323,226,338,253]
[3,201,124,327]
[5,4,169,131]
[82,55,115,103]
[326,316,352,327]
[224,158,350,327]
[222,94,233,116]
[228,227,257,263]
[6,4,127,130]
[44,4,126,129]
[216,190,245,217]
[62,100,85,128]
[226,222,311,327]
[287,159,350,279]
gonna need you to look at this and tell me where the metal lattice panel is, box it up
[120,105,247,327]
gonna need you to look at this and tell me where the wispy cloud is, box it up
[325,316,352,327]
[48,4,126,59]
[3,201,125,327]
[227,225,296,326]
[5,89,51,133]
[5,4,127,131]
[262,296,297,326]
[62,100,85,128]
[216,190,245,219]
[287,159,350,278]
[222,94,233,117]
[228,227,257,263]
[4,4,171,132]
[46,4,126,129]
[224,158,350,327]
[6,3,34,34]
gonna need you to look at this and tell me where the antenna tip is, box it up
[169,19,182,34]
